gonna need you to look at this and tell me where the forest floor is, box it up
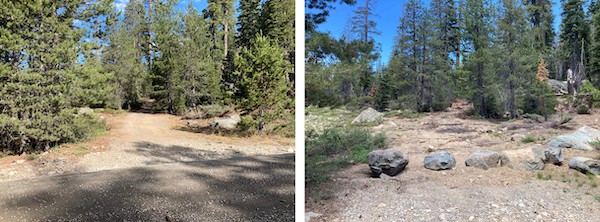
[0,112,295,221]
[306,101,600,222]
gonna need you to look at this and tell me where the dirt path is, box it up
[306,102,600,221]
[0,112,294,221]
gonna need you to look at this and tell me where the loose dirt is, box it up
[306,101,600,222]
[0,112,294,221]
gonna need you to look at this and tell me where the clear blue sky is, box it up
[313,0,563,66]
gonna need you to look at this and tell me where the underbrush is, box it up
[306,127,387,184]
[0,111,106,155]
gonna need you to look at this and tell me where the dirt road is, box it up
[0,112,294,221]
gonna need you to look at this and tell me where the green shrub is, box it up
[236,116,259,136]
[306,127,387,183]
[579,81,600,108]
[521,135,536,143]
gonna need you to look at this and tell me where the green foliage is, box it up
[521,135,536,143]
[346,96,375,111]
[306,127,388,183]
[236,116,259,136]
[579,81,600,108]
[588,139,600,150]
[234,34,293,131]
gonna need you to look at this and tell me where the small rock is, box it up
[379,173,392,179]
[543,146,563,165]
[568,157,600,175]
[14,160,25,164]
[469,216,475,221]
[368,149,409,177]
[424,151,456,170]
[305,212,322,222]
[510,134,526,141]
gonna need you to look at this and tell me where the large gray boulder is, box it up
[501,147,545,171]
[352,107,383,124]
[547,126,600,151]
[210,114,241,130]
[465,150,509,170]
[544,146,563,165]
[424,151,456,170]
[548,79,568,95]
[568,157,600,175]
[368,149,409,177]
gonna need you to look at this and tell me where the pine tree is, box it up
[589,1,600,86]
[233,34,292,131]
[496,0,534,118]
[392,0,430,111]
[462,0,496,117]
[180,3,222,107]
[204,0,236,63]
[105,1,151,108]
[525,0,555,52]
[0,0,111,153]
[237,0,262,49]
[559,0,589,91]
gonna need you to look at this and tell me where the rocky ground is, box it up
[0,112,294,221]
[306,101,600,222]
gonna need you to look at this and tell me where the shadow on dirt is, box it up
[0,143,295,221]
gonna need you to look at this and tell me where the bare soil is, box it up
[0,112,294,221]
[306,101,600,222]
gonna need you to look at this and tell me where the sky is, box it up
[313,0,564,66]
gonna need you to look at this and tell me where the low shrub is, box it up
[306,127,387,183]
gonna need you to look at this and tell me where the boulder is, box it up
[547,126,600,151]
[501,147,545,171]
[368,149,409,177]
[352,107,383,124]
[210,114,241,130]
[547,79,567,95]
[543,146,563,165]
[568,157,600,175]
[77,107,94,116]
[465,150,509,170]
[424,151,456,170]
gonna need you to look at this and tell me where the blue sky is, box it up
[313,0,564,66]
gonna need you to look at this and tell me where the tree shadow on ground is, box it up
[0,143,294,221]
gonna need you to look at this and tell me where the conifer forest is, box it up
[306,0,600,118]
[0,0,295,154]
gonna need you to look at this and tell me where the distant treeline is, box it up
[306,0,600,119]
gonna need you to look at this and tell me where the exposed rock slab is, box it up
[547,126,600,151]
